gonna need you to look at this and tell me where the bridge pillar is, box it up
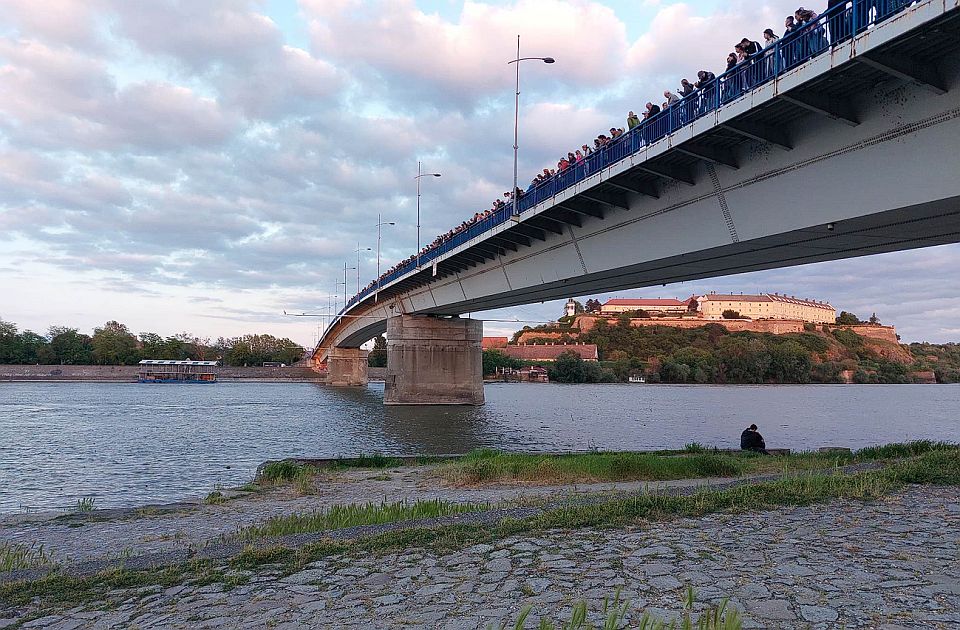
[384,315,484,406]
[327,348,369,387]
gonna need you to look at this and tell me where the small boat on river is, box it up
[137,360,219,383]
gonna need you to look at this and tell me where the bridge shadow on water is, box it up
[311,382,491,455]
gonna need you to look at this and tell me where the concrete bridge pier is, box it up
[327,348,369,387]
[384,315,484,406]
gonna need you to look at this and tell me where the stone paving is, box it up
[0,466,757,566]
[2,485,958,629]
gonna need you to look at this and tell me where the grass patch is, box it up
[258,460,315,483]
[0,542,54,572]
[256,460,322,496]
[75,497,96,513]
[236,498,488,540]
[4,448,959,613]
[204,490,226,505]
[437,450,746,485]
[436,441,960,486]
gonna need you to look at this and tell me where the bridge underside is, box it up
[316,3,960,404]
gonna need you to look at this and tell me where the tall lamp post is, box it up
[507,36,554,219]
[375,213,395,301]
[415,162,441,268]
[354,244,371,296]
[341,263,355,309]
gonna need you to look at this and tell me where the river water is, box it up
[1,382,958,513]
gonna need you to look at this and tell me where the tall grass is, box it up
[494,587,741,630]
[438,450,745,485]
[257,461,320,495]
[237,498,488,539]
[855,440,952,460]
[0,542,53,572]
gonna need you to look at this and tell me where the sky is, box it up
[1,0,958,348]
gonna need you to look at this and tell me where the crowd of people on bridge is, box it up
[348,1,916,308]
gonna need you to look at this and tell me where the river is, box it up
[1,382,958,513]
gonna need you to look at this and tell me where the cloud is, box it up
[302,0,629,108]
[626,1,799,79]
[0,38,240,151]
[1,0,107,51]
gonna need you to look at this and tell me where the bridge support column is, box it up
[384,315,484,406]
[327,348,369,387]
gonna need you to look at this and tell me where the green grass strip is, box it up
[237,498,488,539]
[435,440,957,485]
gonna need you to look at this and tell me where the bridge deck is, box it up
[316,0,960,359]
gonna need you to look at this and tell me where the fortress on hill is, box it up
[577,293,836,324]
[499,292,899,351]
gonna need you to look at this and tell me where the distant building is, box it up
[482,337,509,349]
[500,344,598,362]
[564,298,578,317]
[600,298,692,316]
[695,293,835,323]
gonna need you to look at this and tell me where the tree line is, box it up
[0,318,304,367]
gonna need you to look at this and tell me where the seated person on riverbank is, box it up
[740,424,769,454]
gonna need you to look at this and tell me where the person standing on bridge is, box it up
[740,424,769,454]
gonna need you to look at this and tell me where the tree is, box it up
[221,334,304,366]
[0,318,19,363]
[836,311,861,325]
[49,327,93,365]
[868,312,881,325]
[91,321,139,365]
[584,299,602,313]
[482,350,520,375]
[722,310,741,319]
[548,351,597,383]
[368,335,387,367]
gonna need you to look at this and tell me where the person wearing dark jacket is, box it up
[740,424,769,453]
[739,38,762,56]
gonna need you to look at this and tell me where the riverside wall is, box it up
[0,365,324,382]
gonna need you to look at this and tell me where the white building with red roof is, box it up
[599,298,693,316]
[694,292,835,323]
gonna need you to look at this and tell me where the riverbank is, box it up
[1,445,958,627]
[5,486,954,629]
[0,364,324,383]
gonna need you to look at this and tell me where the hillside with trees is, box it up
[0,318,305,367]
[487,316,959,384]
[574,319,940,384]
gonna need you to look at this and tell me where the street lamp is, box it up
[375,213,396,301]
[355,244,372,296]
[507,35,554,220]
[415,161,441,268]
[342,263,355,309]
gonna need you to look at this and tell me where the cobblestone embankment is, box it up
[1,486,957,629]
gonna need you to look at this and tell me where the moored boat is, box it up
[138,360,218,383]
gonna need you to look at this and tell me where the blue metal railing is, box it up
[332,0,922,326]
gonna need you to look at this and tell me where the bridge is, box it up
[314,0,960,405]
